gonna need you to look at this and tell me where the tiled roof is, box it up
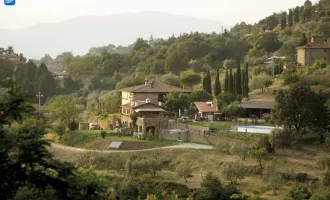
[297,43,330,49]
[121,101,146,108]
[119,81,192,93]
[193,102,221,113]
[240,102,274,109]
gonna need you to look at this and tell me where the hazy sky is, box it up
[1,0,318,30]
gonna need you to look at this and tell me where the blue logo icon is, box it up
[4,0,15,6]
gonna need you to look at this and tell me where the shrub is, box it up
[220,162,247,185]
[285,185,312,200]
[145,130,155,141]
[68,121,79,131]
[322,170,330,186]
[100,131,107,139]
[53,122,66,137]
[256,135,274,153]
[327,10,330,16]
[263,164,284,195]
[269,128,297,149]
[295,173,308,183]
[44,132,60,143]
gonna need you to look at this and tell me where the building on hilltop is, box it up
[296,35,330,67]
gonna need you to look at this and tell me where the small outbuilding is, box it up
[193,102,222,121]
[240,102,274,118]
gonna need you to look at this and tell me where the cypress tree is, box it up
[244,63,249,98]
[214,67,221,97]
[37,71,57,99]
[229,68,233,93]
[281,12,287,30]
[224,70,229,93]
[294,7,300,23]
[203,69,212,95]
[233,72,236,94]
[242,70,246,97]
[235,61,242,95]
[288,9,293,27]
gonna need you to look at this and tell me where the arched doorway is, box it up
[146,126,156,135]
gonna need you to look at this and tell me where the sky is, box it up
[0,0,319,30]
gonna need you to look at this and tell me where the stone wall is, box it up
[168,121,210,144]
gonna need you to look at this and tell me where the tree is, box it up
[217,93,242,109]
[256,32,282,53]
[0,79,112,200]
[224,70,229,93]
[281,12,287,30]
[223,104,245,120]
[177,165,192,182]
[263,163,284,195]
[288,9,293,27]
[244,63,249,97]
[294,7,300,23]
[223,59,237,69]
[0,59,14,79]
[220,162,247,185]
[214,67,221,97]
[203,69,212,95]
[37,71,57,98]
[188,89,213,102]
[233,72,236,94]
[197,172,223,200]
[229,68,234,93]
[230,142,252,160]
[6,46,14,54]
[133,38,150,51]
[164,91,190,115]
[131,158,163,178]
[248,147,268,170]
[165,50,186,74]
[235,62,242,95]
[250,74,272,92]
[300,33,308,46]
[271,84,330,137]
[43,95,81,126]
[179,71,201,88]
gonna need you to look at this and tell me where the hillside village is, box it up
[2,0,330,200]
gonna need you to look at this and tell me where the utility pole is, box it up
[36,92,43,112]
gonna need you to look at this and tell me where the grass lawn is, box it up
[58,130,180,150]
[185,121,234,127]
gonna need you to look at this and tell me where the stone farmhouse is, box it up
[119,80,192,135]
[296,35,330,67]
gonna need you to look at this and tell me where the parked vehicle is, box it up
[89,122,100,130]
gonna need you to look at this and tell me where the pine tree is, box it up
[229,68,233,93]
[294,7,300,23]
[281,12,287,30]
[244,63,249,98]
[225,70,229,93]
[214,67,221,97]
[288,9,293,27]
[235,61,242,95]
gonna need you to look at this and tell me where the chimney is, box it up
[146,98,150,103]
[158,102,163,106]
[145,79,148,85]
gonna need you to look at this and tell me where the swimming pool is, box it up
[236,126,281,134]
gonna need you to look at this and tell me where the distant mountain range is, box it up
[0,11,229,59]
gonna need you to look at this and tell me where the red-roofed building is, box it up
[193,102,222,121]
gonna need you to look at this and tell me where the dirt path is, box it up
[50,142,213,153]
